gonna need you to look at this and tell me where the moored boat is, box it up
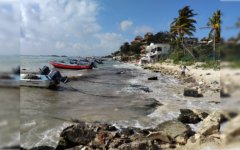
[68,59,98,65]
[50,61,96,69]
[20,69,68,88]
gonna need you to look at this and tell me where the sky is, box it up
[0,0,239,56]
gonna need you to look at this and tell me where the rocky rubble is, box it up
[20,109,222,150]
[52,111,220,150]
[140,64,220,97]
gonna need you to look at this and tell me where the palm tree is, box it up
[199,9,220,61]
[170,6,198,61]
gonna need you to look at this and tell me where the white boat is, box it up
[20,69,68,88]
[20,74,55,88]
[0,74,19,87]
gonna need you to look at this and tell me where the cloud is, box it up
[119,20,133,31]
[133,25,153,35]
[71,33,128,56]
[55,42,64,49]
[20,0,104,55]
[0,1,19,55]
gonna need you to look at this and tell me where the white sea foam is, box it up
[21,120,36,127]
[112,63,142,70]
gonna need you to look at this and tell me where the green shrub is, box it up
[134,54,141,60]
[181,55,194,61]
[173,59,180,64]
[198,57,207,62]
[169,51,184,61]
[195,60,220,70]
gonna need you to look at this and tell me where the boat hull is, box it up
[20,74,55,88]
[50,62,93,69]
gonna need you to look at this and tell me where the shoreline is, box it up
[21,60,223,150]
[128,60,220,102]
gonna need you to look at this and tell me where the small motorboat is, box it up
[0,66,20,87]
[0,74,20,87]
[68,59,98,65]
[20,69,68,88]
[50,61,97,69]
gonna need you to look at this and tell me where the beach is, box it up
[19,56,222,149]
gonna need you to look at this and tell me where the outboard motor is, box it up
[90,62,97,68]
[48,70,68,84]
[13,66,20,74]
[40,66,51,75]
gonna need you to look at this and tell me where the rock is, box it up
[184,88,198,97]
[154,120,192,142]
[206,73,211,75]
[186,135,220,149]
[148,77,158,80]
[145,99,163,108]
[220,110,238,122]
[55,137,80,150]
[65,145,84,150]
[130,85,152,93]
[59,122,116,146]
[118,140,155,150]
[178,109,201,124]
[153,70,161,73]
[180,109,193,114]
[199,82,204,85]
[80,146,92,150]
[182,77,196,83]
[211,81,219,85]
[175,135,188,144]
[29,146,55,150]
[192,109,209,120]
[146,132,171,142]
[120,128,134,137]
[221,114,240,148]
[198,111,220,136]
[134,128,152,136]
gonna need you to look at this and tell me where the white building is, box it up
[146,43,170,63]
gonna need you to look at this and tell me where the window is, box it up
[157,47,162,51]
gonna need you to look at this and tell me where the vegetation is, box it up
[170,6,198,61]
[134,54,141,60]
[195,60,220,70]
[199,9,220,61]
[169,51,184,62]
[181,55,194,61]
[130,42,142,55]
[111,50,120,56]
[146,31,172,45]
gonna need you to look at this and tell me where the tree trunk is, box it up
[214,30,216,61]
[180,38,197,61]
[182,37,185,56]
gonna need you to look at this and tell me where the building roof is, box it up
[145,32,152,36]
[141,37,148,41]
[135,36,143,40]
[201,37,209,41]
[227,37,237,41]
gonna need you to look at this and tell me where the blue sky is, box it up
[1,0,239,56]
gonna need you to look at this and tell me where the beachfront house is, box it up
[197,37,213,46]
[146,43,171,63]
